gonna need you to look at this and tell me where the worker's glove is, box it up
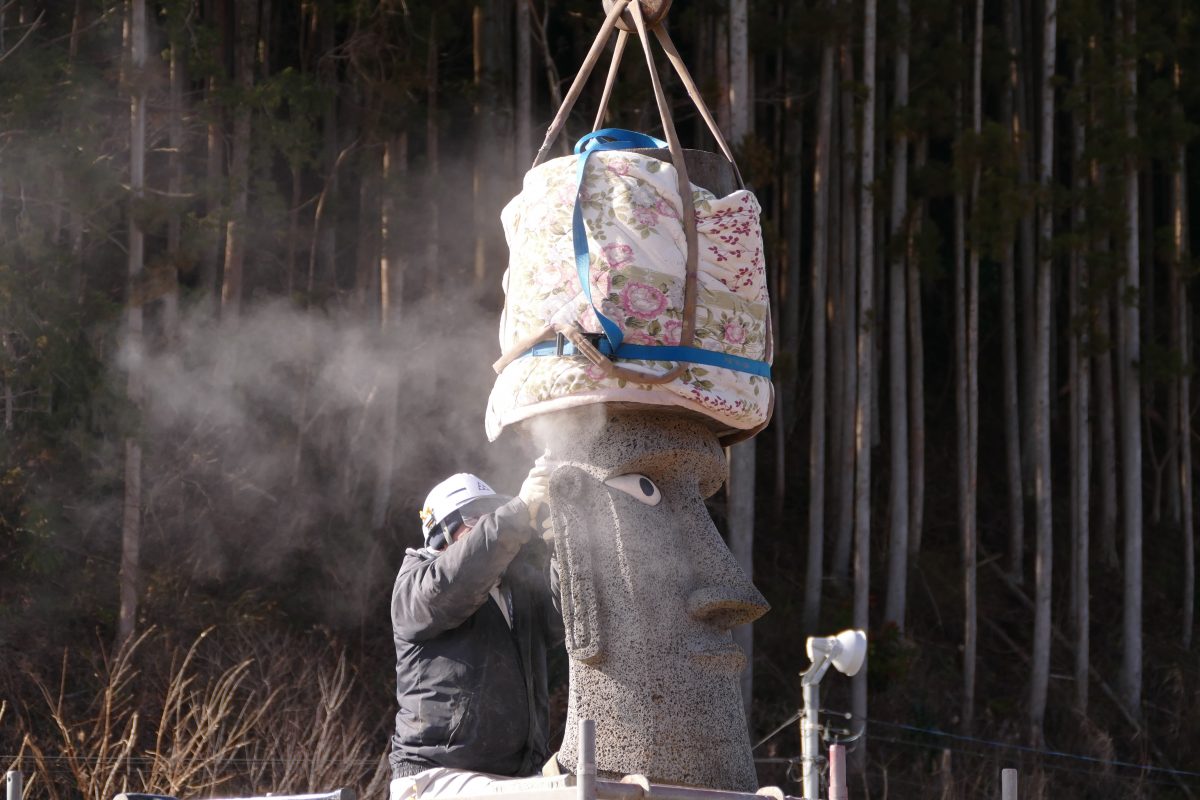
[518,458,554,529]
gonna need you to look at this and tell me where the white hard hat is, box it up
[419,473,504,547]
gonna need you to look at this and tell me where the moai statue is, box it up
[535,407,769,792]
[486,8,774,789]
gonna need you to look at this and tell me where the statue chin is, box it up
[560,662,759,790]
[542,409,769,792]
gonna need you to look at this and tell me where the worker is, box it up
[388,463,563,800]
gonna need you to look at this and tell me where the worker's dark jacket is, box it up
[389,497,564,780]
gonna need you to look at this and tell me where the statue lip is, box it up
[688,640,746,672]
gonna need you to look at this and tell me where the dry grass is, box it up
[11,628,389,800]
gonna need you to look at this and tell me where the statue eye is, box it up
[604,474,662,506]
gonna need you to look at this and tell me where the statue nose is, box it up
[687,585,769,629]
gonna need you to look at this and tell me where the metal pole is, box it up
[801,682,820,800]
[6,770,23,800]
[578,719,597,800]
[827,745,846,800]
[1001,768,1018,800]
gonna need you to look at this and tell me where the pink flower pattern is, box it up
[723,321,747,345]
[662,319,683,346]
[603,243,634,269]
[620,282,668,320]
[633,206,658,227]
[606,158,632,177]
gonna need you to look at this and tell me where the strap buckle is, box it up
[556,330,606,357]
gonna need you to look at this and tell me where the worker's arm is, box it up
[392,497,533,641]
[506,533,566,647]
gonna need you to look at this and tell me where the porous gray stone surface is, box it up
[535,407,770,792]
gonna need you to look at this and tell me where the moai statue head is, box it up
[536,407,769,791]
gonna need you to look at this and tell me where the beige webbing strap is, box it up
[652,25,745,189]
[492,324,554,374]
[628,0,697,353]
[593,30,630,132]
[568,0,688,386]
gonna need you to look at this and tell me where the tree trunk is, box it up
[1002,0,1026,583]
[201,0,226,311]
[471,2,511,288]
[318,0,337,294]
[1095,283,1120,570]
[1167,204,1181,533]
[827,73,845,583]
[515,0,531,167]
[1141,167,1155,443]
[372,133,407,531]
[804,17,835,635]
[1013,0,1037,504]
[726,0,755,721]
[1118,0,1143,715]
[426,10,441,297]
[1090,53,1119,574]
[777,41,802,515]
[1173,62,1194,650]
[851,0,877,769]
[883,0,911,635]
[287,165,301,296]
[379,134,406,328]
[164,36,183,342]
[961,0,983,734]
[715,13,730,138]
[729,0,750,147]
[1178,264,1194,653]
[953,47,970,738]
[221,0,257,319]
[907,134,927,559]
[68,0,87,296]
[1029,0,1056,747]
[782,59,803,441]
[951,12,979,731]
[2,333,13,431]
[832,38,858,589]
[1070,50,1091,714]
[117,0,147,651]
[355,151,380,313]
[529,3,566,156]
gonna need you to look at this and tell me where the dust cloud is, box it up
[116,290,537,627]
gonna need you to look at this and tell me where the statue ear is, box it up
[550,465,604,664]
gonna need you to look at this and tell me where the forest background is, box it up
[1,0,1198,797]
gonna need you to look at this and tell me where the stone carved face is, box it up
[541,410,769,791]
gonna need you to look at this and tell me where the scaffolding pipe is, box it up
[579,719,597,800]
[801,682,821,800]
[826,746,845,800]
[6,770,22,800]
[1001,769,1018,800]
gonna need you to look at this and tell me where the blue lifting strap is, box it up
[528,128,771,379]
[571,128,667,353]
[526,336,772,378]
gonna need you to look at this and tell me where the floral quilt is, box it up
[485,149,773,442]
